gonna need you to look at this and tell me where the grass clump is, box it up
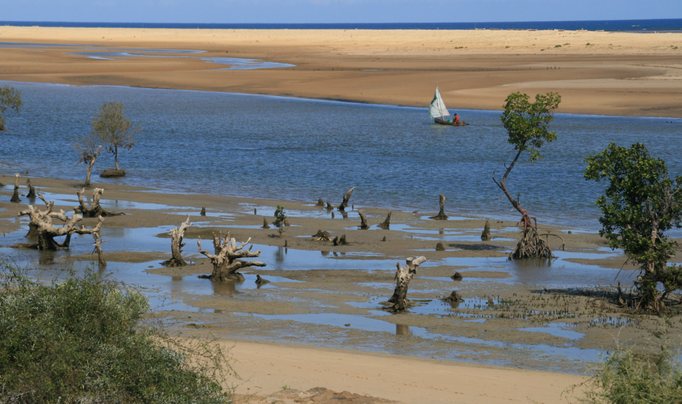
[0,261,234,403]
[576,343,682,403]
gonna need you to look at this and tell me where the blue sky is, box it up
[0,0,680,24]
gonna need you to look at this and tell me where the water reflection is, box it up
[396,324,411,335]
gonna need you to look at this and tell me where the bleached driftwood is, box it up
[378,210,391,230]
[18,191,104,250]
[358,210,369,230]
[338,187,355,211]
[197,233,266,282]
[92,232,107,269]
[74,188,124,217]
[161,216,192,267]
[429,194,448,220]
[10,173,20,203]
[383,256,427,312]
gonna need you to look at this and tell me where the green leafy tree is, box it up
[493,91,562,258]
[585,142,682,311]
[273,205,288,237]
[0,85,23,131]
[91,102,139,171]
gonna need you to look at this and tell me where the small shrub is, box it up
[575,343,682,403]
[273,205,287,237]
[0,261,234,403]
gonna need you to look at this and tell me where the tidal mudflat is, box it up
[2,176,680,377]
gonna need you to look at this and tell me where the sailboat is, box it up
[430,87,466,126]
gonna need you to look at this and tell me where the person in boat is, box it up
[453,113,460,123]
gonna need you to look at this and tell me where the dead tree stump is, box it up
[200,207,206,216]
[429,194,448,220]
[481,219,491,241]
[162,216,192,267]
[358,210,369,230]
[315,198,325,207]
[255,274,270,286]
[451,271,463,281]
[338,187,355,211]
[197,233,266,282]
[92,232,107,269]
[262,218,270,229]
[443,291,463,303]
[378,210,391,230]
[17,192,104,250]
[10,173,20,203]
[313,230,333,241]
[74,188,124,217]
[25,178,36,199]
[333,235,348,246]
[326,202,334,211]
[383,256,427,312]
[436,242,445,251]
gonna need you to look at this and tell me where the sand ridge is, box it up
[0,27,681,117]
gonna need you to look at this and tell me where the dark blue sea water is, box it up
[1,81,681,233]
[1,19,682,32]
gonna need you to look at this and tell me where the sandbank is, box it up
[0,26,681,117]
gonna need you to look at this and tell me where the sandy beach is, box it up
[1,26,681,403]
[0,26,681,117]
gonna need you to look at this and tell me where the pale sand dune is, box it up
[0,27,681,117]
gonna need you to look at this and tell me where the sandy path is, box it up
[0,27,681,117]
[227,340,587,404]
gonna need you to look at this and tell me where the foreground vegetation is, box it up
[575,343,682,403]
[0,261,233,403]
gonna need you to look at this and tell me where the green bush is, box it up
[0,261,233,403]
[577,344,682,403]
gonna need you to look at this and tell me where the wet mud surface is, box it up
[2,177,681,375]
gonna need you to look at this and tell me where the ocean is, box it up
[1,19,682,32]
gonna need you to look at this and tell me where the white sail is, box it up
[430,87,450,119]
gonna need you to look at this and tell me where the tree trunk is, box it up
[338,187,355,211]
[93,232,107,270]
[17,192,104,250]
[430,194,448,220]
[197,233,266,282]
[74,188,124,217]
[358,209,369,230]
[481,220,491,241]
[114,144,120,171]
[378,210,391,230]
[162,216,192,267]
[383,256,427,312]
[10,173,20,203]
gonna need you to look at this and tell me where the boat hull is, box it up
[434,118,466,126]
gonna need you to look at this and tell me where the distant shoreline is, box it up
[2,18,682,32]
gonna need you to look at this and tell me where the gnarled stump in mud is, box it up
[429,194,448,220]
[200,207,206,216]
[451,271,463,281]
[383,256,427,312]
[333,235,347,246]
[162,216,192,267]
[315,198,325,207]
[262,218,270,229]
[436,242,445,251]
[25,178,36,199]
[510,229,565,260]
[17,192,104,250]
[255,274,270,286]
[197,233,266,282]
[10,173,20,203]
[326,202,334,212]
[74,188,124,217]
[338,187,355,211]
[481,219,491,241]
[358,210,369,230]
[378,211,391,230]
[313,230,333,241]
